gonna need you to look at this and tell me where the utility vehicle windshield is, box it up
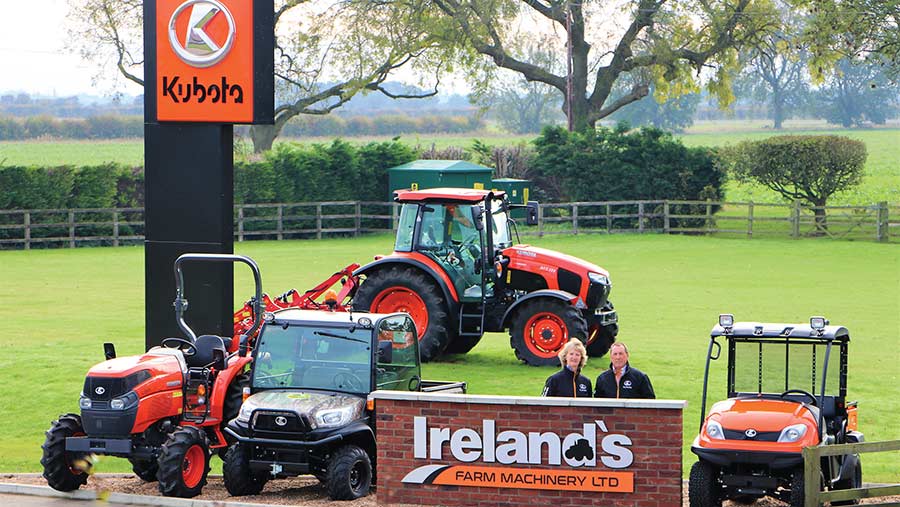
[253,324,373,394]
[731,339,842,397]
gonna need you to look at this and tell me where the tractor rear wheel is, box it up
[157,426,210,498]
[326,444,373,500]
[354,267,451,362]
[223,442,268,496]
[129,458,159,482]
[688,461,722,507]
[41,414,90,492]
[510,299,588,366]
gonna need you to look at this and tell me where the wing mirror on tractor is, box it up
[526,201,539,226]
[103,343,117,360]
[212,349,227,371]
[377,340,393,364]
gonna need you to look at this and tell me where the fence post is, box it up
[355,202,361,237]
[638,202,645,233]
[705,199,712,234]
[277,204,284,241]
[606,203,612,233]
[68,210,76,248]
[573,203,579,235]
[663,201,670,234]
[237,206,245,242]
[747,201,754,239]
[538,203,544,238]
[316,203,323,240]
[791,200,801,239]
[24,211,31,250]
[803,446,818,507]
[113,210,120,247]
[876,201,888,242]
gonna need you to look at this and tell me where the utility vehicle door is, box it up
[375,314,422,391]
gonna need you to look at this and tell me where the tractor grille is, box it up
[83,371,151,400]
[252,411,309,437]
[723,429,781,442]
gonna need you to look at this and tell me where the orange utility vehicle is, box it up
[41,254,264,498]
[351,188,618,366]
[690,315,863,507]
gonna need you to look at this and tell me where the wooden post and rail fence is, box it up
[0,199,897,249]
[803,439,900,507]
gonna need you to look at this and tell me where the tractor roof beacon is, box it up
[352,188,619,366]
[689,315,864,507]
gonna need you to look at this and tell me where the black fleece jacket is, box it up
[594,362,655,399]
[542,366,592,397]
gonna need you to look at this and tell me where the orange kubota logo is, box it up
[156,0,254,122]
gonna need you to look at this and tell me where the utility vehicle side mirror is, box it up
[710,339,721,360]
[212,349,227,371]
[377,340,393,364]
[103,342,117,360]
[526,201,539,226]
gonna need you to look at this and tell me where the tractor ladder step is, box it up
[458,303,484,337]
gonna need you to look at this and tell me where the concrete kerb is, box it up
[0,481,288,507]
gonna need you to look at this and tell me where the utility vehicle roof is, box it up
[393,187,505,203]
[270,308,399,326]
[711,322,850,342]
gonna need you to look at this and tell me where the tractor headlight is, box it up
[109,391,138,410]
[777,423,808,443]
[588,272,610,286]
[79,396,92,409]
[705,420,725,440]
[311,401,362,429]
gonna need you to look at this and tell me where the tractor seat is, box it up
[186,334,227,368]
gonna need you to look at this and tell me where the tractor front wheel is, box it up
[511,299,588,366]
[157,426,210,498]
[223,442,268,496]
[354,267,451,362]
[41,414,90,492]
[326,444,373,500]
[129,458,159,482]
[688,461,722,507]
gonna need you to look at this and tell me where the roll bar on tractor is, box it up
[173,253,263,357]
[699,314,848,435]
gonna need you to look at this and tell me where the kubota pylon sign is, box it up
[155,0,272,123]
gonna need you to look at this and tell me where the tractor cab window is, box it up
[394,204,418,252]
[489,198,512,249]
[417,204,484,299]
[376,315,420,391]
[732,340,842,397]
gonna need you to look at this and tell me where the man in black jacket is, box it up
[594,342,655,399]
[542,339,592,397]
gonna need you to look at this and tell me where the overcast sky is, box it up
[0,0,142,97]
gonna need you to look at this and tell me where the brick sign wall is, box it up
[371,392,685,507]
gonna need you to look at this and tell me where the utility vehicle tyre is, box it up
[354,267,451,362]
[832,458,862,506]
[223,442,268,496]
[789,468,805,507]
[219,371,250,457]
[326,445,372,500]
[510,299,588,366]
[41,413,90,492]
[157,426,210,498]
[129,458,159,482]
[688,461,722,507]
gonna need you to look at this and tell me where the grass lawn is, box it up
[0,233,897,481]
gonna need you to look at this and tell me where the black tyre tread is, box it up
[41,414,89,492]
[223,443,268,496]
[586,323,618,357]
[789,468,805,507]
[129,458,159,482]
[510,299,588,366]
[326,445,373,500]
[688,461,722,507]
[831,459,862,506]
[157,426,210,498]
[354,266,451,362]
[444,332,481,354]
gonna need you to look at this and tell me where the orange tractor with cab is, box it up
[690,315,863,507]
[41,254,265,498]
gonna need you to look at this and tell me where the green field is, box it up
[0,234,897,480]
[1,121,898,205]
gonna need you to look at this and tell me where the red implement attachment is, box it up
[231,264,361,348]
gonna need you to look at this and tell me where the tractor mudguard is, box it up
[355,256,460,315]
[500,289,578,329]
[208,356,252,421]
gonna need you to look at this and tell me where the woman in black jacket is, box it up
[541,339,592,397]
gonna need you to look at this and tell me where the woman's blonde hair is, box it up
[558,338,587,370]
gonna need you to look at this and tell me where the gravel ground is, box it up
[4,474,896,506]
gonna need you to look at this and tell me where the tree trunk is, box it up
[772,86,784,129]
[249,124,278,153]
[812,200,828,235]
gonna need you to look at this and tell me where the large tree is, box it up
[813,58,900,127]
[66,0,457,152]
[412,0,779,131]
[737,35,809,128]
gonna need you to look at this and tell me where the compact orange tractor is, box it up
[41,254,264,498]
[351,188,618,365]
[690,315,863,507]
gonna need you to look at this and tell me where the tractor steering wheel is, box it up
[161,337,198,357]
[334,372,364,391]
[781,389,818,406]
